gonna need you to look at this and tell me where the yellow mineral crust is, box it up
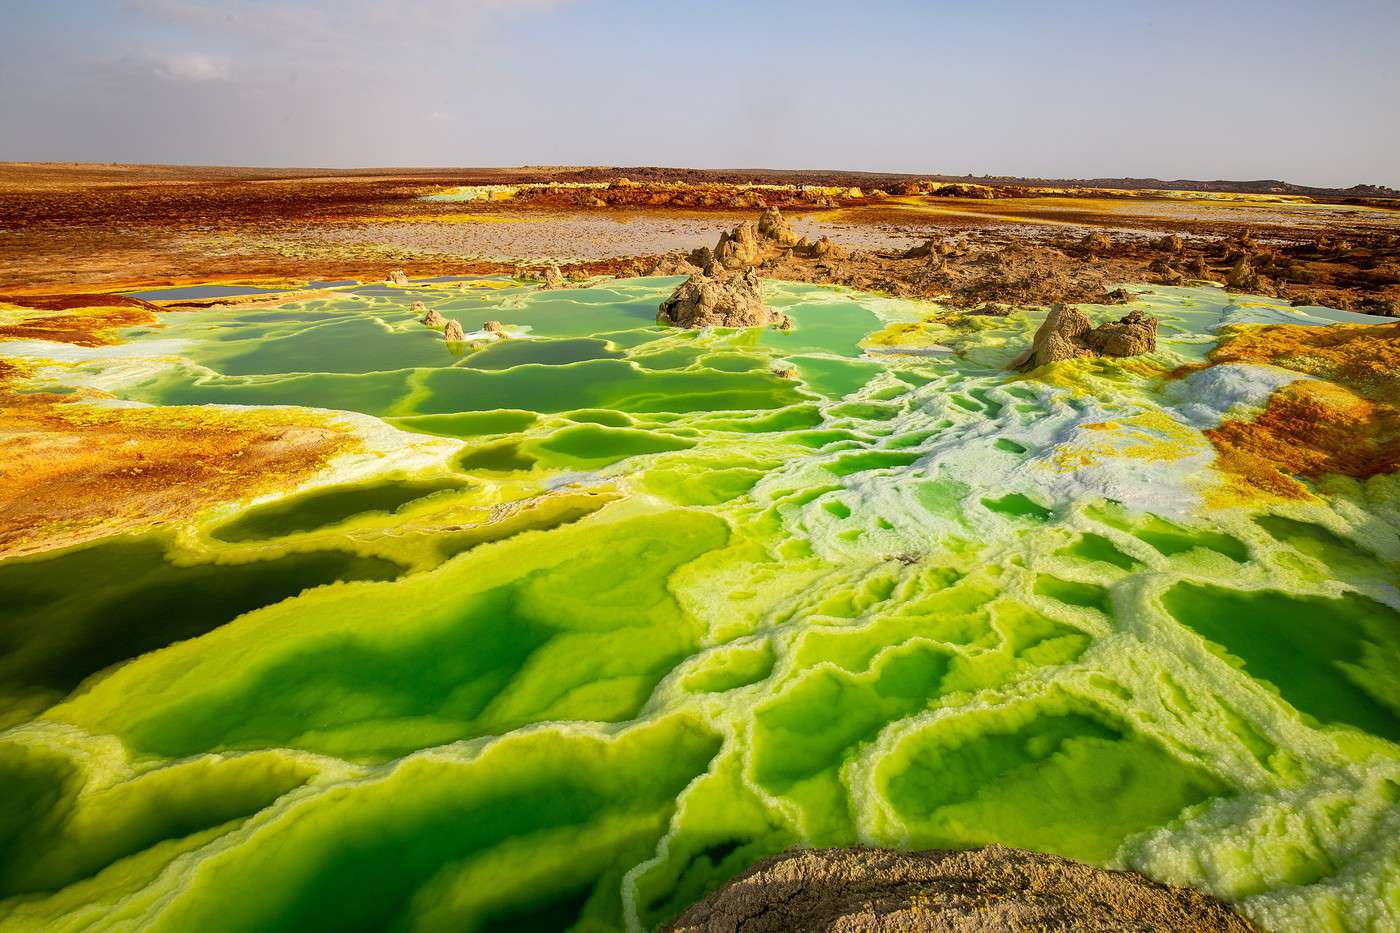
[0,391,360,559]
[0,295,159,347]
[1203,322,1400,501]
[1210,321,1400,402]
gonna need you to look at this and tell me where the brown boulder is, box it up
[657,268,790,329]
[443,319,465,342]
[1089,308,1158,357]
[666,846,1257,933]
[482,320,507,335]
[420,305,445,328]
[1012,304,1158,371]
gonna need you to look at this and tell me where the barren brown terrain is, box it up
[1,163,1397,315]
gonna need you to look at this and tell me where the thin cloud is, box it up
[154,52,229,81]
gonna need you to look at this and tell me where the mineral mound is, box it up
[657,268,790,329]
[665,846,1257,933]
[417,303,445,327]
[1011,304,1158,370]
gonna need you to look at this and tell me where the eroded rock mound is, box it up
[442,319,465,342]
[715,220,765,269]
[715,207,805,269]
[420,307,445,328]
[903,237,953,259]
[1227,254,1261,291]
[649,255,703,277]
[1011,304,1158,370]
[666,846,1257,933]
[756,206,799,247]
[1083,230,1113,253]
[657,268,790,329]
[386,270,410,287]
[540,264,568,289]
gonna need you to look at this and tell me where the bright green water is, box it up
[2,279,1399,932]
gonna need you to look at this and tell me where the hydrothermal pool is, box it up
[1,277,1398,932]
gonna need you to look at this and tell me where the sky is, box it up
[2,0,1398,187]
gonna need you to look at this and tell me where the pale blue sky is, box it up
[3,0,1397,186]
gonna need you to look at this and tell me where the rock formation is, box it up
[665,846,1258,933]
[902,238,953,259]
[756,206,799,247]
[648,255,703,277]
[482,320,507,335]
[443,319,465,342]
[540,264,568,289]
[657,268,791,329]
[1227,254,1261,291]
[714,207,805,269]
[804,235,847,260]
[1011,304,1158,370]
[386,270,410,286]
[715,220,765,269]
[1149,259,1185,285]
[420,306,445,327]
[1083,230,1112,254]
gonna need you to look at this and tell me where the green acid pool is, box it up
[1,278,1398,933]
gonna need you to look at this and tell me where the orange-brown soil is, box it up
[1210,321,1400,400]
[0,295,159,346]
[1204,322,1400,498]
[0,376,357,559]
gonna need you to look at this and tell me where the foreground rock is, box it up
[1011,304,1158,370]
[657,268,791,329]
[442,319,465,342]
[666,846,1257,933]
